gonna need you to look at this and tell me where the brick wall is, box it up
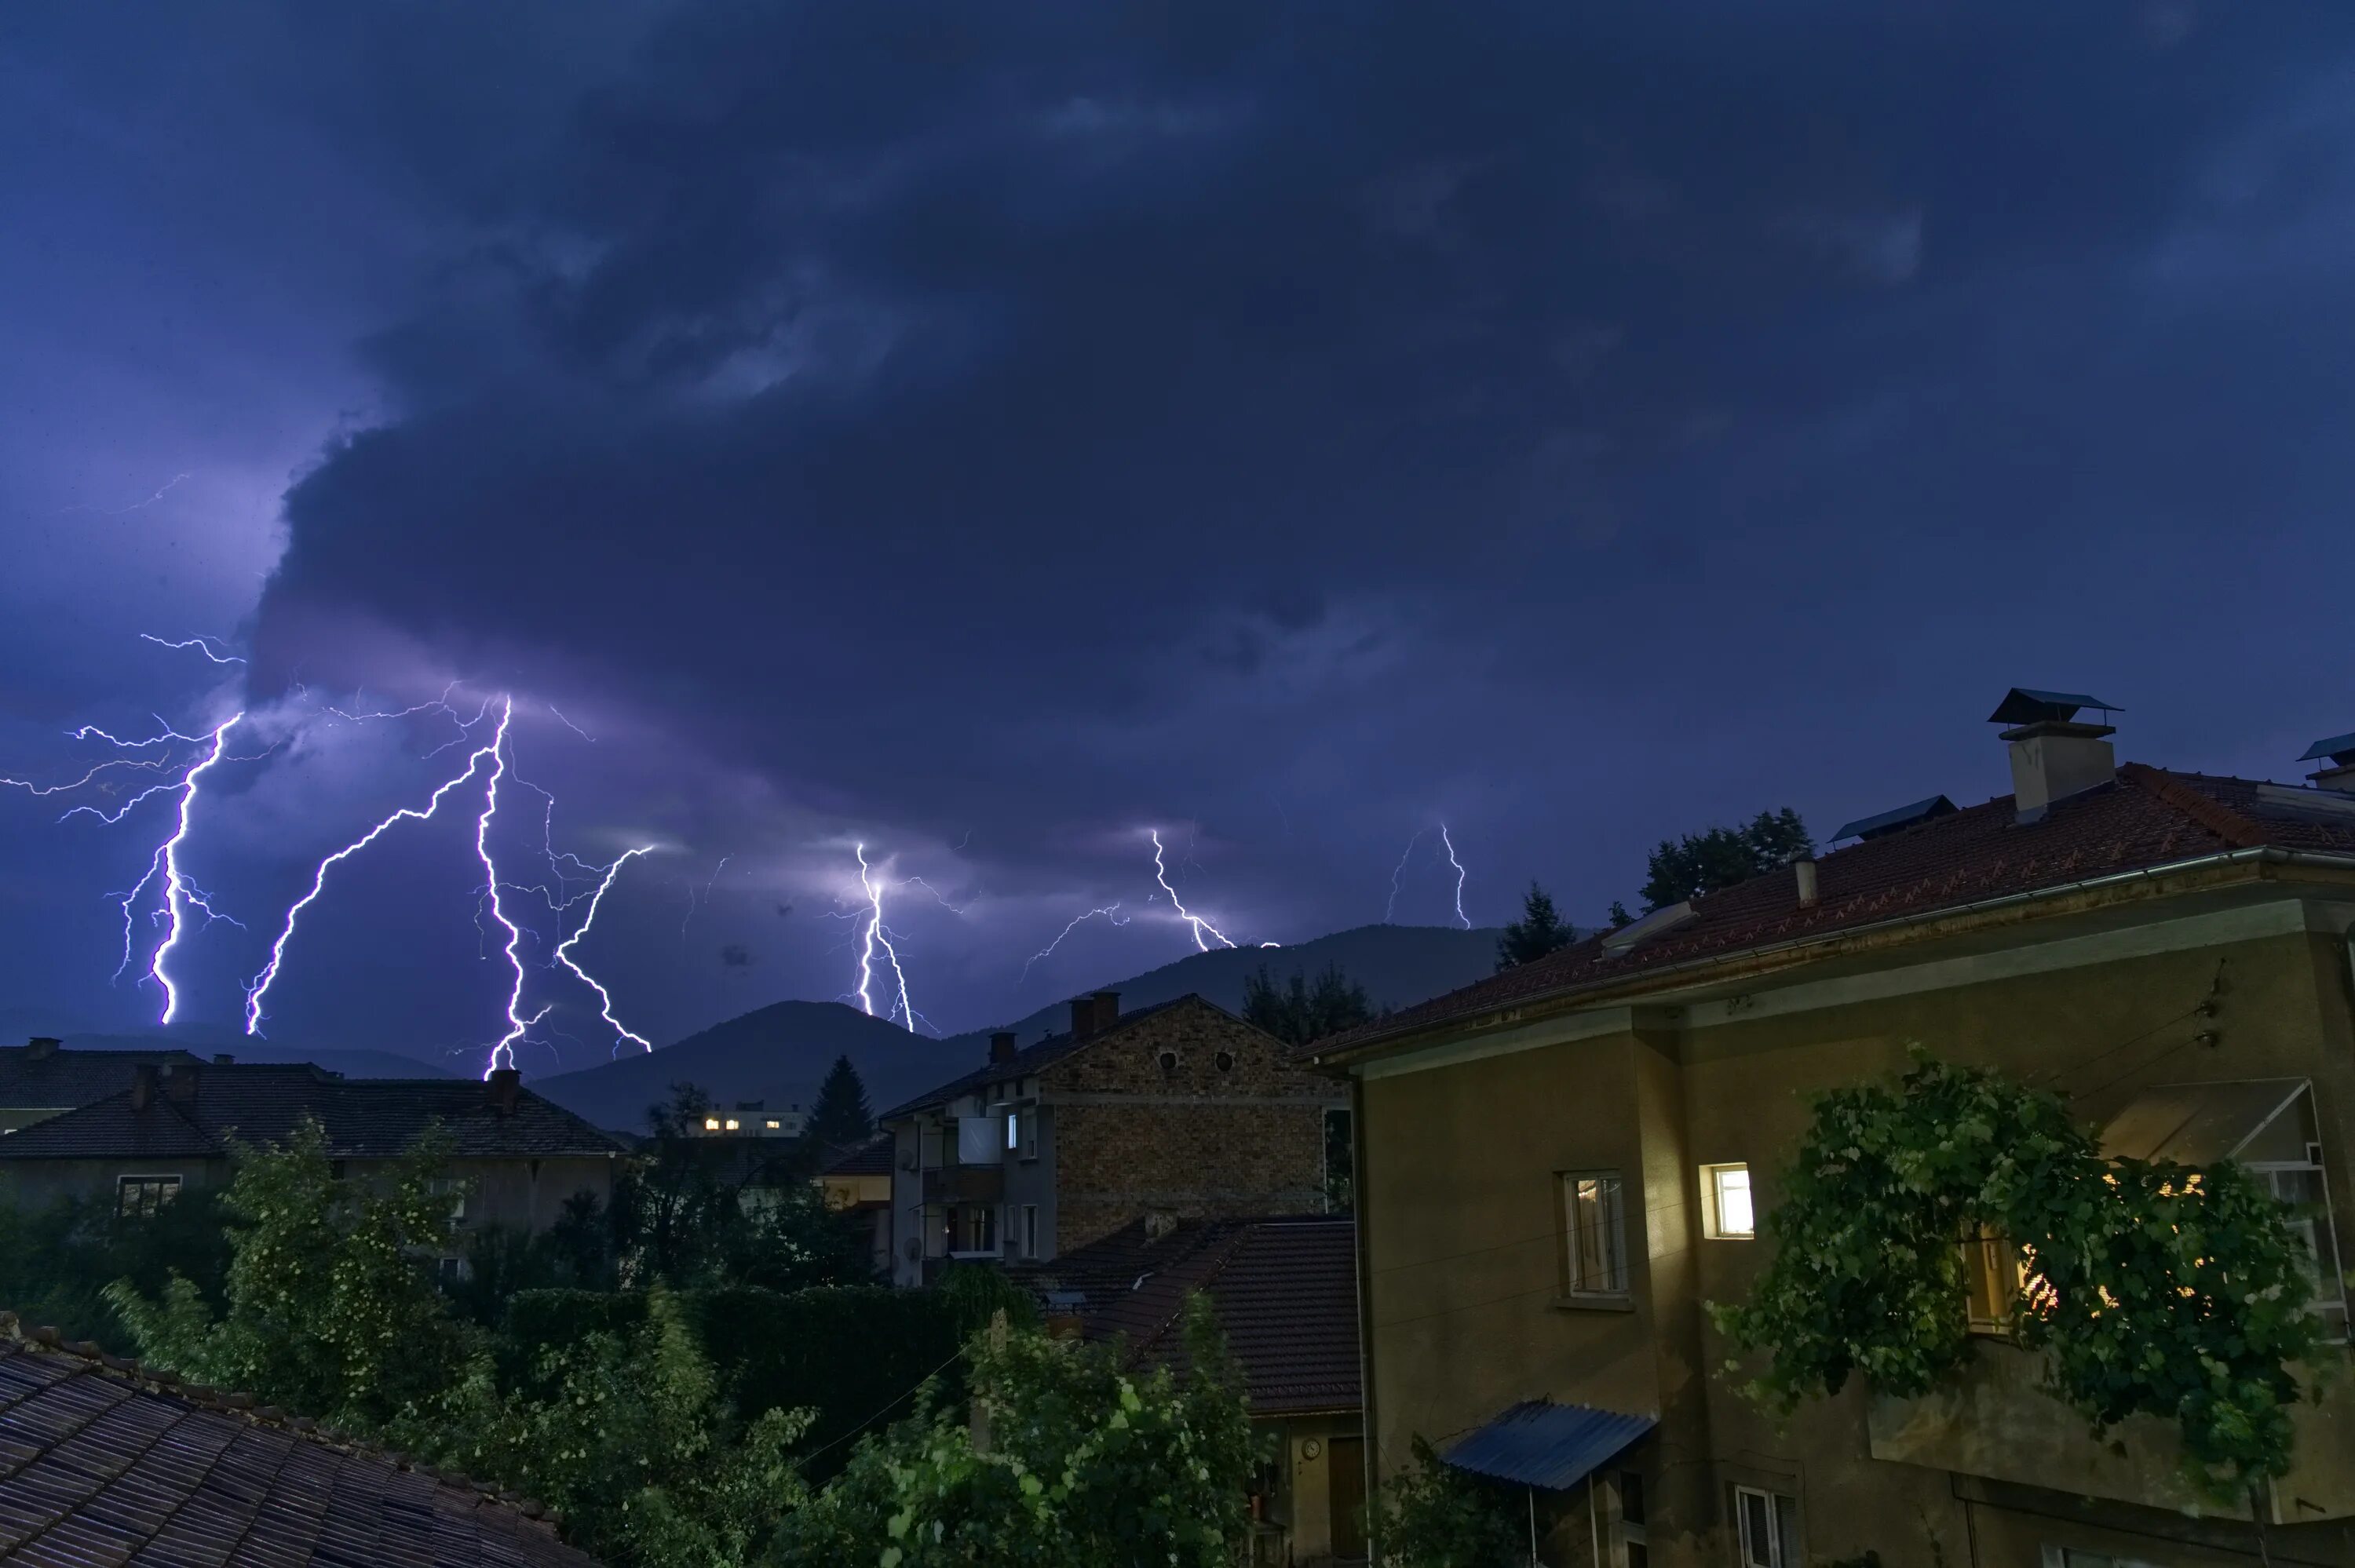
[1045,997,1342,1253]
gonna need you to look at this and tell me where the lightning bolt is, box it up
[1148,828,1236,952]
[682,854,729,942]
[553,845,655,1055]
[1440,823,1471,930]
[473,699,538,1076]
[138,714,245,1023]
[1384,828,1427,923]
[854,843,921,1030]
[242,699,506,1036]
[140,633,245,666]
[1020,903,1128,983]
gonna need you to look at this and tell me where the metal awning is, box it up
[1439,1401,1655,1491]
[2098,1078,2309,1165]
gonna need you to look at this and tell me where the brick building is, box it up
[877,992,1344,1285]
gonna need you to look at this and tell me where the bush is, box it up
[0,1183,232,1353]
[1364,1436,1525,1568]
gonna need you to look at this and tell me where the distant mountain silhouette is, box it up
[531,921,1506,1132]
[532,1000,980,1134]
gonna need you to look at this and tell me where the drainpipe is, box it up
[1529,1486,1539,1566]
[1586,1473,1598,1568]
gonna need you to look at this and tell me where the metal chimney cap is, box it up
[1988,688,2123,726]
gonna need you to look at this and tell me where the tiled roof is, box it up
[1322,766,2355,1058]
[0,1065,627,1161]
[878,997,1198,1120]
[820,1135,893,1177]
[0,1046,209,1110]
[1015,1216,1360,1418]
[0,1317,597,1567]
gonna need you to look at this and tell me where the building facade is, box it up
[0,1062,625,1244]
[878,992,1344,1286]
[0,1037,209,1132]
[1316,695,2355,1566]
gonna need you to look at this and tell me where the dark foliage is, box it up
[1495,881,1575,970]
[1242,963,1379,1046]
[1636,808,1811,911]
[0,1183,233,1353]
[809,1055,874,1147]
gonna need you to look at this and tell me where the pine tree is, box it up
[1495,882,1575,970]
[1243,964,1379,1046]
[809,1055,873,1148]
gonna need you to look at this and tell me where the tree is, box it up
[1494,882,1575,971]
[1243,963,1379,1046]
[1364,1436,1526,1568]
[429,1289,814,1568]
[0,1183,232,1355]
[809,1055,874,1148]
[1711,1052,2329,1504]
[1636,808,1811,912]
[769,1297,1261,1567]
[106,1117,474,1431]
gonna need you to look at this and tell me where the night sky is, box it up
[6,2,2355,1070]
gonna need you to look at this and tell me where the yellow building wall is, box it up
[1359,904,2355,1567]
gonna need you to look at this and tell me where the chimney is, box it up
[1989,688,2122,825]
[162,1063,199,1105]
[213,1053,236,1067]
[990,1031,1018,1066]
[487,1067,521,1116]
[1791,853,1819,910]
[130,1063,157,1111]
[1090,990,1121,1034]
[2300,731,2355,793]
[24,1036,59,1062]
[1069,997,1096,1039]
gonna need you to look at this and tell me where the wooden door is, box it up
[1328,1435,1367,1561]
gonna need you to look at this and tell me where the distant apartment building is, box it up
[877,992,1344,1286]
[683,1097,809,1139]
[817,1133,894,1278]
[1314,692,2355,1566]
[0,1062,625,1256]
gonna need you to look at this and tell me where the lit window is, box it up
[766,1118,781,1131]
[116,1176,181,1218]
[1006,1113,1019,1151]
[1562,1172,1628,1296]
[725,1118,740,1131]
[703,1117,721,1131]
[1701,1163,1754,1239]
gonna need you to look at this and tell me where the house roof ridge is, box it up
[1120,1222,1258,1365]
[2120,761,2267,848]
[879,994,1215,1120]
[0,1311,553,1522]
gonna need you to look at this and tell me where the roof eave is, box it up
[1313,846,2355,1070]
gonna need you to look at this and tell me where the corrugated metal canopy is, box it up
[1831,794,1957,843]
[2098,1079,2309,1164]
[1439,1401,1654,1491]
[2299,731,2355,763]
[1988,688,2123,725]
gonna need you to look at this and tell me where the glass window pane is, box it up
[1737,1491,1773,1568]
[1773,1494,1800,1568]
[1618,1470,1645,1526]
[1715,1167,1754,1236]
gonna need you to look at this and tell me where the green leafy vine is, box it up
[1709,1052,2332,1502]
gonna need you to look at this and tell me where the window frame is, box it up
[115,1174,183,1218]
[1700,1162,1754,1241]
[2243,1154,2349,1342]
[1732,1486,1799,1568]
[1560,1169,1630,1298]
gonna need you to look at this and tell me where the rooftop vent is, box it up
[2300,731,2355,793]
[1601,900,1697,958]
[1990,687,2123,824]
[1830,795,1957,843]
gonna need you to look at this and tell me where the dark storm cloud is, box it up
[247,0,2355,922]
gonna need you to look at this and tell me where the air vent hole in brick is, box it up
[1215,1051,1235,1073]
[1157,1049,1180,1072]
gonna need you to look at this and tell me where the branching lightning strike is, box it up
[854,844,922,1030]
[1384,829,1427,923]
[1020,903,1128,983]
[1439,824,1471,930]
[140,633,245,666]
[553,846,656,1055]
[1148,828,1236,952]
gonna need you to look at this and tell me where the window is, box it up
[1700,1163,1754,1239]
[724,1117,740,1132]
[1563,1172,1628,1296]
[2040,1549,2166,1568]
[435,1255,470,1288]
[1006,1111,1020,1151]
[954,1204,998,1254]
[1962,1223,2029,1333]
[703,1116,721,1132]
[429,1176,469,1223]
[1732,1487,1799,1568]
[1157,1049,1179,1072]
[116,1175,181,1218]
[1215,1051,1235,1073]
[765,1118,781,1131]
[2251,1162,2349,1340]
[1614,1470,1648,1568]
[1023,1205,1039,1260]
